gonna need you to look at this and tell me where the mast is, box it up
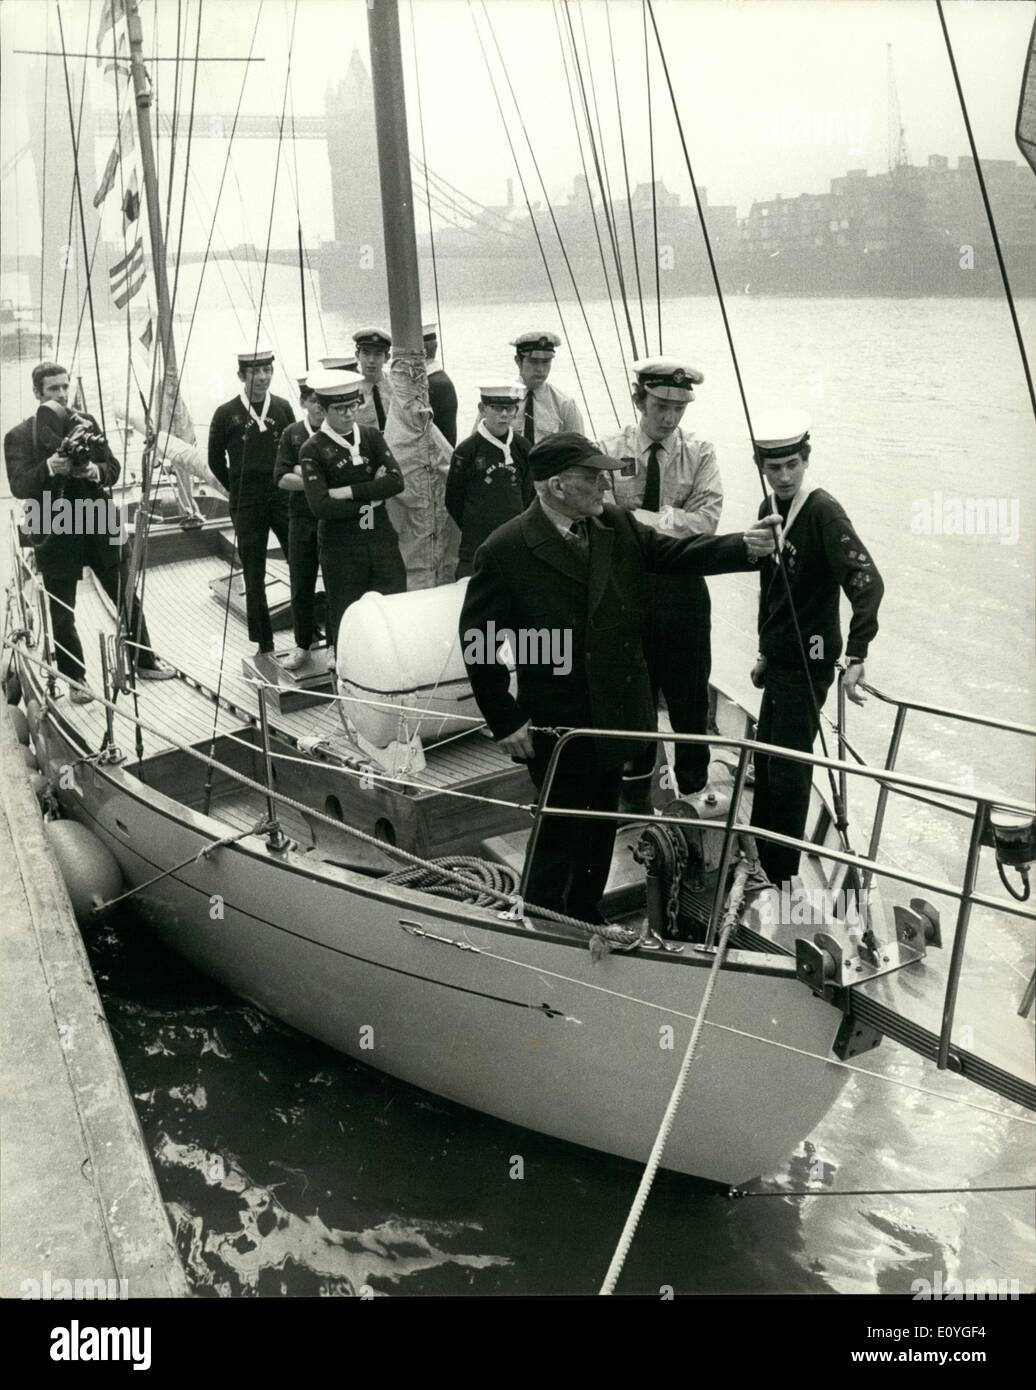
[366,0,423,356]
[125,0,190,443]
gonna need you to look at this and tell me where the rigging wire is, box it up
[642,0,661,352]
[935,0,1035,425]
[56,3,107,434]
[552,0,631,403]
[644,0,849,849]
[54,2,92,360]
[40,41,50,357]
[566,0,640,362]
[407,0,444,368]
[473,0,615,434]
[605,0,648,355]
[204,0,295,807]
[283,0,309,370]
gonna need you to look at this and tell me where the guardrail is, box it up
[522,724,1035,1075]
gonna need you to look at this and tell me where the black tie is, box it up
[523,389,535,444]
[372,383,386,431]
[642,441,662,512]
[566,517,589,560]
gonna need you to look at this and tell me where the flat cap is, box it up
[528,432,617,481]
[351,327,392,350]
[307,370,365,405]
[632,355,704,403]
[752,408,812,458]
[511,330,562,356]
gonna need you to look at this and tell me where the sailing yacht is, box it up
[3,0,1033,1192]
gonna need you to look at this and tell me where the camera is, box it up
[60,416,107,472]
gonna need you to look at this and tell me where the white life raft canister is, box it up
[336,579,508,749]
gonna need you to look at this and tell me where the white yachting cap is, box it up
[351,327,392,349]
[632,355,704,403]
[511,330,562,355]
[307,370,365,405]
[752,408,812,458]
[479,383,522,404]
[422,322,438,339]
[237,346,274,368]
[319,354,358,371]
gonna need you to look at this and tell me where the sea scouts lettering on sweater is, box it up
[298,424,404,529]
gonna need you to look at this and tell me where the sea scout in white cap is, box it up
[237,346,274,369]
[751,408,812,459]
[479,383,522,406]
[307,371,365,406]
[632,356,705,404]
[506,330,584,443]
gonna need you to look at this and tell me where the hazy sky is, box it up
[1,0,1033,252]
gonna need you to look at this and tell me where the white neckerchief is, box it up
[320,418,360,460]
[239,390,270,432]
[771,475,818,552]
[477,420,514,470]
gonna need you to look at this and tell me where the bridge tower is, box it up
[320,49,387,315]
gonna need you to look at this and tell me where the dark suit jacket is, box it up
[428,369,458,447]
[459,500,751,771]
[4,413,122,576]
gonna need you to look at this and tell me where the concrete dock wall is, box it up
[0,694,188,1299]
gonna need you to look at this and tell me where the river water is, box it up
[2,287,1034,1295]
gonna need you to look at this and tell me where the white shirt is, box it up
[355,374,394,430]
[471,381,584,444]
[597,422,723,536]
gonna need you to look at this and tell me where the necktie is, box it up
[523,389,535,444]
[642,441,662,512]
[372,383,386,431]
[566,517,589,559]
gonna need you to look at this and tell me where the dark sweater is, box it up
[207,393,295,506]
[298,425,404,541]
[756,487,883,669]
[445,430,533,568]
[428,368,459,447]
[273,419,317,520]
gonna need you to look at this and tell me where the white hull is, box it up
[33,707,849,1185]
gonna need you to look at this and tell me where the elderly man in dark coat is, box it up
[458,432,778,924]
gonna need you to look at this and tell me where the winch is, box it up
[632,786,736,943]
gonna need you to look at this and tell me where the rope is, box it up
[599,858,748,1295]
[12,642,638,948]
[644,0,849,851]
[385,856,521,906]
[94,824,256,912]
[935,0,1036,426]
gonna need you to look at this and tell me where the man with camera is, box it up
[4,361,174,703]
